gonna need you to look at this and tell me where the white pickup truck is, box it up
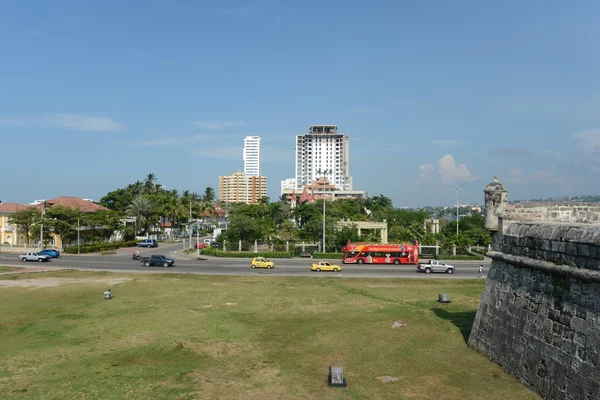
[417,260,454,274]
[19,252,51,263]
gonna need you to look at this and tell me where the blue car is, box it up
[38,249,60,258]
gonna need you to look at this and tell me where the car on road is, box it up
[417,260,455,274]
[193,242,206,249]
[141,255,175,268]
[311,261,342,272]
[250,257,274,269]
[137,239,158,248]
[19,252,51,262]
[38,249,60,258]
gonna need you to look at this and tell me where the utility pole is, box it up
[40,201,45,248]
[455,185,463,235]
[189,193,193,250]
[77,218,80,254]
[196,223,200,259]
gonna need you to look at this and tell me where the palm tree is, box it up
[269,202,286,228]
[144,173,157,194]
[126,195,154,234]
[258,196,270,216]
[203,187,215,202]
[197,200,215,219]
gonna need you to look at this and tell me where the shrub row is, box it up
[64,240,139,254]
[201,248,293,258]
[311,252,344,259]
[434,254,484,261]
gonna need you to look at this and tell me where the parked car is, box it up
[417,260,455,274]
[311,261,342,272]
[137,239,158,248]
[203,239,212,245]
[250,257,274,269]
[211,242,222,249]
[38,249,60,258]
[141,255,175,268]
[19,252,51,262]
[194,242,206,249]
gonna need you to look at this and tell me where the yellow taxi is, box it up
[311,261,342,272]
[250,257,274,269]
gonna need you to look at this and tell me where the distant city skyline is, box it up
[1,2,599,207]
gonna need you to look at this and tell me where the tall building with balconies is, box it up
[219,172,267,204]
[295,125,352,191]
[243,136,261,177]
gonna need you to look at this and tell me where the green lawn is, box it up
[0,270,539,399]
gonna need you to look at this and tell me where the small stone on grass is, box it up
[392,320,407,328]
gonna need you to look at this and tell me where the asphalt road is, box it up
[0,242,490,279]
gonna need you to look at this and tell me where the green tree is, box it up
[126,195,154,234]
[203,187,216,203]
[8,208,40,245]
[44,205,84,249]
[144,173,157,194]
[99,188,133,213]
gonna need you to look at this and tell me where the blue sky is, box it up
[1,1,599,207]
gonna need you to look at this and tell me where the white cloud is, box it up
[509,167,522,177]
[341,106,385,115]
[192,121,244,130]
[0,114,124,132]
[437,154,476,185]
[572,128,600,154]
[132,134,211,146]
[419,164,434,180]
[430,139,467,146]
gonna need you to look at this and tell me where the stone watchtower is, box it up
[483,176,508,232]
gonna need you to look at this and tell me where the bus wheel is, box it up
[393,259,400,265]
[357,259,364,264]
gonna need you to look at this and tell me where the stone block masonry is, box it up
[504,202,600,225]
[469,222,600,400]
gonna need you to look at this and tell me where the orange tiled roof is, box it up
[0,203,31,213]
[44,197,109,213]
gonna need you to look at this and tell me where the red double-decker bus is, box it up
[342,242,419,265]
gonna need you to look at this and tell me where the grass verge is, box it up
[0,271,538,399]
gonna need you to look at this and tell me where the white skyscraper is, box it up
[295,125,352,190]
[243,136,261,177]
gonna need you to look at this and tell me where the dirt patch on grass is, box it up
[181,340,249,358]
[0,277,133,289]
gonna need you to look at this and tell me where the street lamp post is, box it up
[77,218,80,255]
[189,193,193,250]
[316,168,332,252]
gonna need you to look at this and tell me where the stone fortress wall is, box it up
[504,202,600,226]
[469,222,600,400]
[471,177,600,400]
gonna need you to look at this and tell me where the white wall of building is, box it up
[295,125,352,191]
[243,136,261,177]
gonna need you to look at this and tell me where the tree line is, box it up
[7,173,492,251]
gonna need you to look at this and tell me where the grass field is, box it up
[0,270,538,399]
[0,266,21,273]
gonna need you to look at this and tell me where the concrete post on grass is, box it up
[239,240,242,252]
[223,240,227,252]
[254,240,258,253]
[467,245,471,253]
[270,244,274,251]
[302,242,306,252]
[286,241,289,252]
[436,241,439,256]
[452,244,456,256]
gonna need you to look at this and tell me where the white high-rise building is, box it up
[243,136,261,177]
[295,125,352,190]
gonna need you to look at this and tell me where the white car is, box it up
[417,260,455,274]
